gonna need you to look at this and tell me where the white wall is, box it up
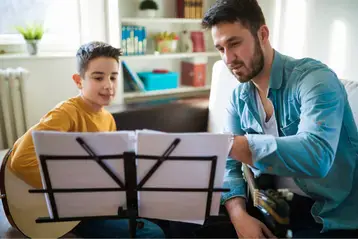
[1,57,78,128]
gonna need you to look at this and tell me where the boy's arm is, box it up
[9,108,73,189]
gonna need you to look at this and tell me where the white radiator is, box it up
[0,68,28,150]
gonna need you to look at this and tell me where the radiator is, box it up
[0,68,28,150]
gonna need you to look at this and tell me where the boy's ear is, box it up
[72,74,82,89]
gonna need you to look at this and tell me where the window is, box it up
[0,0,81,52]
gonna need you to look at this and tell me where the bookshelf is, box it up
[124,85,211,103]
[121,51,218,60]
[121,17,202,24]
[115,0,219,104]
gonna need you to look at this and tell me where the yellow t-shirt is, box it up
[8,95,117,189]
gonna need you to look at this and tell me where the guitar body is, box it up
[0,149,79,238]
[242,164,290,238]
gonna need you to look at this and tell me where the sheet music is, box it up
[32,130,231,224]
[32,131,133,218]
[136,131,231,224]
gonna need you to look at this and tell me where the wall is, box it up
[1,57,78,128]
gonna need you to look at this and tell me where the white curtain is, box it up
[264,0,358,81]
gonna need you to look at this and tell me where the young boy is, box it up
[7,41,165,238]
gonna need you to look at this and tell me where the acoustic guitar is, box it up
[242,164,291,238]
[0,149,79,238]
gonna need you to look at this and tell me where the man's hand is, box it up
[225,197,276,238]
[230,136,253,166]
[232,212,276,238]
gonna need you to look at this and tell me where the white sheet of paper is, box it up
[136,132,231,224]
[32,131,133,218]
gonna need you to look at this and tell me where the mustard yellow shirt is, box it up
[8,96,117,189]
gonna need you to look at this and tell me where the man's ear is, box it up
[72,74,82,89]
[259,25,270,44]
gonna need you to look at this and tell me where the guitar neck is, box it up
[242,164,258,205]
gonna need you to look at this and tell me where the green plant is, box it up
[139,0,158,10]
[15,23,44,40]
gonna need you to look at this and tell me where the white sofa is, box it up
[208,60,358,133]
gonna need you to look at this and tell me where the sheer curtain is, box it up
[268,0,358,81]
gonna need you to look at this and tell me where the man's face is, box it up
[212,22,264,83]
[82,57,119,108]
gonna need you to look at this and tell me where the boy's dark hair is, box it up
[76,41,122,76]
[202,0,266,36]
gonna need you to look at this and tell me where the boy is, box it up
[8,41,165,238]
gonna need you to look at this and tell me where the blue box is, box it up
[137,72,179,91]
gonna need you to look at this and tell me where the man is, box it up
[201,0,358,238]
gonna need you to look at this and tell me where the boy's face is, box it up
[74,56,119,110]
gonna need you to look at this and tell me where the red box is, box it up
[181,58,207,87]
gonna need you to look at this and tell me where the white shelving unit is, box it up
[116,0,219,104]
[121,17,202,24]
[121,51,218,60]
[124,85,211,103]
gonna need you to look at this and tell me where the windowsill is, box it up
[0,51,76,60]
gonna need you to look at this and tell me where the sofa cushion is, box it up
[341,79,358,126]
[208,60,239,133]
[111,99,209,133]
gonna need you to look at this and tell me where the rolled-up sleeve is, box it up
[221,89,247,204]
[247,69,345,178]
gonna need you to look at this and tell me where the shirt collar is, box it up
[240,49,286,100]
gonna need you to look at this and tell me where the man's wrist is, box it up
[230,136,253,165]
[225,197,247,218]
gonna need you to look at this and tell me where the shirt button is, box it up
[267,166,273,171]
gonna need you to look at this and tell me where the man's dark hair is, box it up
[76,41,122,76]
[202,0,266,36]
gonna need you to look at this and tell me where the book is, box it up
[122,61,146,92]
[121,25,147,56]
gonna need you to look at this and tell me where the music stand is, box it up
[29,132,230,238]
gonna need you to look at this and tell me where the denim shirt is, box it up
[222,50,358,232]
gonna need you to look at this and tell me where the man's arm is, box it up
[221,89,247,204]
[232,69,345,178]
[9,108,73,188]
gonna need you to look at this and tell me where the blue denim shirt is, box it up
[222,50,358,232]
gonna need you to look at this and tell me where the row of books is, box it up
[121,25,147,56]
[176,0,204,19]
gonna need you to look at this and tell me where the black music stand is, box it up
[29,136,230,238]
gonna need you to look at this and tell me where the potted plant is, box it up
[138,0,158,18]
[15,23,44,55]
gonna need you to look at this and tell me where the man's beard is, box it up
[230,37,264,83]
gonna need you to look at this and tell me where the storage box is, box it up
[137,72,179,91]
[181,57,207,87]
